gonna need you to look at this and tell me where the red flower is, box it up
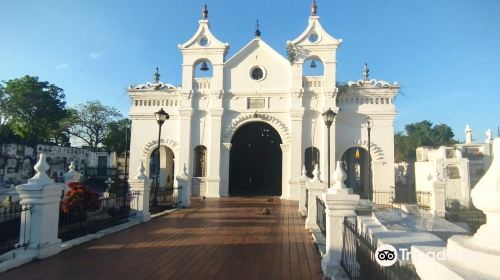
[61,182,100,213]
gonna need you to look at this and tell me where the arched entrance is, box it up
[149,146,175,188]
[341,147,371,199]
[229,122,282,196]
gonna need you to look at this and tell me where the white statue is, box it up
[465,124,473,144]
[486,129,493,143]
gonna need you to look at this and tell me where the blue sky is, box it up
[1,0,499,142]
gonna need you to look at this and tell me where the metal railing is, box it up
[150,184,181,214]
[0,203,31,255]
[340,217,420,280]
[372,191,395,210]
[445,202,486,234]
[58,192,138,242]
[372,189,432,211]
[316,197,326,237]
[415,191,431,210]
[84,167,117,179]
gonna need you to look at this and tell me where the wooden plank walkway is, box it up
[0,197,323,280]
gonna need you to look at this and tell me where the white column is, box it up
[129,161,153,221]
[16,154,64,259]
[205,108,223,197]
[289,108,304,200]
[178,108,193,200]
[321,189,360,278]
[220,143,232,196]
[280,144,291,199]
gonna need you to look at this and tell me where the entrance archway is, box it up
[341,147,371,199]
[229,122,282,196]
[149,146,175,188]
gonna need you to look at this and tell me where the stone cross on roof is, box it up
[255,20,261,37]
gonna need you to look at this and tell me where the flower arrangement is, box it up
[61,182,100,214]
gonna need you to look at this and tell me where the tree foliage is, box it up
[0,76,69,145]
[68,100,122,149]
[102,118,131,153]
[395,120,457,163]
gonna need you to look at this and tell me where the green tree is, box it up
[0,76,69,145]
[68,100,122,149]
[102,118,131,153]
[395,120,457,162]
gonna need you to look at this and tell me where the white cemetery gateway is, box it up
[127,6,399,200]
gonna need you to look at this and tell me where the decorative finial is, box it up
[69,161,76,172]
[255,20,261,37]
[333,161,348,190]
[202,4,208,20]
[153,67,160,83]
[300,165,307,180]
[362,63,369,81]
[183,163,188,176]
[311,164,322,182]
[31,153,52,182]
[135,160,147,179]
[311,0,317,16]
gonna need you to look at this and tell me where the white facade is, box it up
[127,10,399,200]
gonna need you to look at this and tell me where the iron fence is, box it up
[316,196,326,237]
[340,217,420,280]
[58,192,138,242]
[372,191,395,210]
[415,191,431,210]
[445,203,486,234]
[150,185,181,214]
[0,203,31,255]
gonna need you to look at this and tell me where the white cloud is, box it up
[89,51,104,59]
[55,63,70,70]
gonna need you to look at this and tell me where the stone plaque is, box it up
[247,98,265,109]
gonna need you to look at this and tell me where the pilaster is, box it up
[206,108,224,197]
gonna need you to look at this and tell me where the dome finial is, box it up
[255,20,261,37]
[202,4,208,20]
[311,0,318,16]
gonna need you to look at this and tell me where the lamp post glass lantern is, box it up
[322,108,337,190]
[153,108,169,206]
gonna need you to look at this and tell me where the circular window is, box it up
[308,33,319,43]
[250,67,264,81]
[198,37,209,47]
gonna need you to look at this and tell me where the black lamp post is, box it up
[322,108,337,190]
[153,108,169,206]
[123,119,130,199]
[365,117,373,200]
